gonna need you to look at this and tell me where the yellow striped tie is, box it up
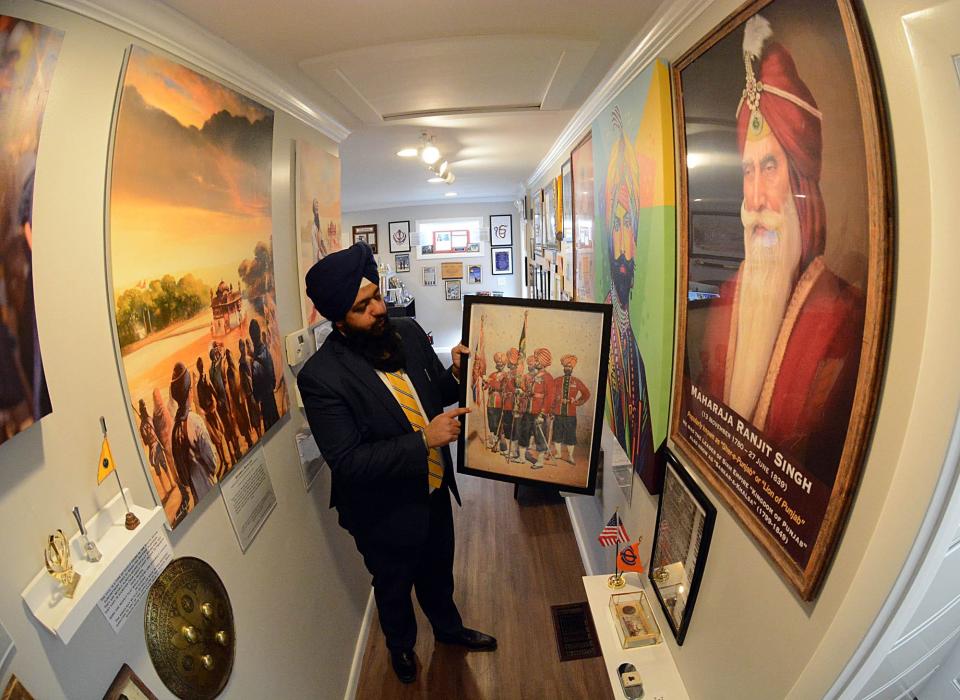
[385,371,444,490]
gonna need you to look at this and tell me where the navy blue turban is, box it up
[304,242,379,322]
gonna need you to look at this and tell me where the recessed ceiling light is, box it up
[428,177,444,183]
[396,148,417,157]
[444,192,458,197]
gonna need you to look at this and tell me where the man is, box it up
[695,15,864,485]
[483,352,506,451]
[551,354,591,464]
[194,356,230,472]
[169,361,217,519]
[297,243,496,685]
[602,110,657,492]
[209,343,240,464]
[311,197,328,261]
[248,318,280,432]
[511,356,537,464]
[500,347,520,457]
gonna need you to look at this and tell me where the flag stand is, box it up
[99,417,139,531]
[607,508,626,589]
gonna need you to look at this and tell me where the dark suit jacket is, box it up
[297,318,461,545]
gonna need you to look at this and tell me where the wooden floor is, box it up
[355,474,612,699]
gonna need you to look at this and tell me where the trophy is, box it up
[44,529,81,598]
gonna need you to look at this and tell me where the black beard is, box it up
[611,254,634,305]
[341,317,406,372]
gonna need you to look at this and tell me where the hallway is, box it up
[355,475,612,699]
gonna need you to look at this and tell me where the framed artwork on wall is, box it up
[649,451,716,646]
[444,280,462,301]
[422,266,437,287]
[571,133,595,302]
[441,262,463,279]
[0,16,62,448]
[457,296,612,493]
[103,664,159,700]
[394,253,411,273]
[294,140,342,326]
[491,247,514,275]
[544,180,557,249]
[352,224,378,253]
[107,45,285,528]
[490,214,513,246]
[388,220,411,253]
[467,265,482,284]
[669,0,893,599]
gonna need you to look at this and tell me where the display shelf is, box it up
[22,489,165,643]
[583,573,690,699]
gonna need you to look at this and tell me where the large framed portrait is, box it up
[571,133,594,302]
[669,0,892,599]
[489,214,513,247]
[387,220,411,253]
[649,451,716,645]
[457,296,612,494]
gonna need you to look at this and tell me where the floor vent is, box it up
[551,602,601,662]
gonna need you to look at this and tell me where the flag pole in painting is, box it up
[98,417,139,531]
[472,315,487,445]
[598,510,629,588]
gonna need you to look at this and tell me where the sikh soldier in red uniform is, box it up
[551,354,591,464]
[500,348,520,457]
[511,356,537,463]
[518,348,555,469]
[483,352,507,450]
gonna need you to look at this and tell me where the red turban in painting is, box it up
[737,17,826,269]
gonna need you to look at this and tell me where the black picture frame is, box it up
[457,296,612,494]
[648,450,716,645]
[352,224,378,253]
[489,214,513,247]
[387,220,411,253]
[491,246,513,275]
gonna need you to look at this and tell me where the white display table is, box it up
[582,573,690,699]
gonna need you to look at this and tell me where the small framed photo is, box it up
[444,279,462,301]
[489,214,513,247]
[388,220,411,252]
[491,247,514,275]
[2,676,34,700]
[394,253,411,273]
[441,262,463,280]
[103,664,158,700]
[352,224,378,253]
[422,266,437,287]
[649,451,716,645]
[467,264,482,284]
[457,296,612,494]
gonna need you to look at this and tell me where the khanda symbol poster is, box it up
[590,59,676,494]
[107,46,287,528]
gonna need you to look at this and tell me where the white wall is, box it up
[343,202,522,350]
[0,2,370,698]
[530,0,960,698]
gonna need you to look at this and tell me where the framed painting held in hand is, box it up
[457,296,612,494]
[669,0,892,599]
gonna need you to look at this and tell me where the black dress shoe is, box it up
[435,627,498,651]
[390,649,417,684]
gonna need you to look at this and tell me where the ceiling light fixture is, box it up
[443,171,455,184]
[396,147,418,158]
[428,177,444,184]
[421,144,440,165]
[437,160,448,176]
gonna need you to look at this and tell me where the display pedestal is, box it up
[582,573,689,699]
[21,489,165,643]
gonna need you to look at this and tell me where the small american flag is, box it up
[598,513,628,547]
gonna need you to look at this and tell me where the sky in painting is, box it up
[110,46,274,291]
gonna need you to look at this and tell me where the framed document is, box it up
[649,451,716,645]
[387,220,411,253]
[490,214,513,246]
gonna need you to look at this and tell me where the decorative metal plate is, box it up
[145,557,235,699]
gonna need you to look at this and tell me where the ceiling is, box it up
[159,0,664,211]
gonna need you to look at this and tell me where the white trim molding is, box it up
[45,0,351,142]
[343,195,514,214]
[344,589,375,700]
[525,0,712,188]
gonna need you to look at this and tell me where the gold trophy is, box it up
[44,529,80,598]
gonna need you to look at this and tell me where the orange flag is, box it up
[617,541,645,573]
[97,436,116,484]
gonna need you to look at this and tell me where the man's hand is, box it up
[424,407,471,448]
[451,343,470,380]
